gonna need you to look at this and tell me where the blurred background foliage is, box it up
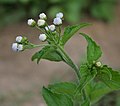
[0,0,117,27]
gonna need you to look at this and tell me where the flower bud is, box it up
[49,25,55,31]
[96,62,102,67]
[17,44,23,52]
[39,34,47,41]
[27,19,36,27]
[39,13,47,20]
[12,43,24,52]
[12,43,18,52]
[16,36,23,43]
[53,18,62,25]
[37,19,46,27]
[56,12,63,19]
[45,26,49,31]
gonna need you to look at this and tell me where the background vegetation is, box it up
[0,0,117,27]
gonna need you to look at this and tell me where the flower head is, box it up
[49,25,55,31]
[37,19,46,27]
[27,19,36,27]
[53,18,62,25]
[16,36,23,43]
[17,44,23,52]
[96,61,102,67]
[12,43,18,52]
[56,12,63,19]
[39,13,47,20]
[39,34,47,41]
[12,43,23,52]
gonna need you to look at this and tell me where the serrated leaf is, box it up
[32,46,63,63]
[48,82,77,98]
[61,23,91,45]
[42,87,73,106]
[80,33,102,63]
[100,66,120,90]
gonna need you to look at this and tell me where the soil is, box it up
[0,6,120,106]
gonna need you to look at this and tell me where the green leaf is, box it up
[42,47,63,62]
[100,66,120,90]
[61,23,91,45]
[81,99,90,106]
[48,82,77,98]
[75,69,97,95]
[32,46,63,63]
[80,33,102,63]
[100,66,112,80]
[31,46,50,63]
[42,87,73,106]
[79,64,89,77]
[90,82,112,104]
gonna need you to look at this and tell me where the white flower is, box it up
[16,36,23,43]
[49,25,55,31]
[27,19,36,27]
[53,18,62,25]
[12,43,18,52]
[39,34,47,41]
[12,43,23,52]
[45,26,49,31]
[37,19,46,27]
[17,44,23,51]
[39,13,47,20]
[96,62,102,67]
[56,12,63,18]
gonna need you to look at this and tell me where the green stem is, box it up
[58,45,81,80]
[57,45,87,102]
[24,43,49,49]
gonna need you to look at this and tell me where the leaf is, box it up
[61,23,91,45]
[42,87,73,106]
[80,33,102,63]
[99,66,120,90]
[75,69,97,95]
[81,99,90,106]
[48,82,77,98]
[32,46,63,63]
[79,64,89,77]
[100,66,112,80]
[42,47,63,62]
[32,46,50,63]
[90,82,112,104]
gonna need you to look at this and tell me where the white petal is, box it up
[49,25,55,31]
[18,44,23,51]
[37,19,45,27]
[39,34,47,41]
[56,12,63,18]
[39,13,47,19]
[53,18,62,25]
[16,36,22,43]
[12,43,18,52]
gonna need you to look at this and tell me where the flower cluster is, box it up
[12,36,29,52]
[12,12,64,52]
